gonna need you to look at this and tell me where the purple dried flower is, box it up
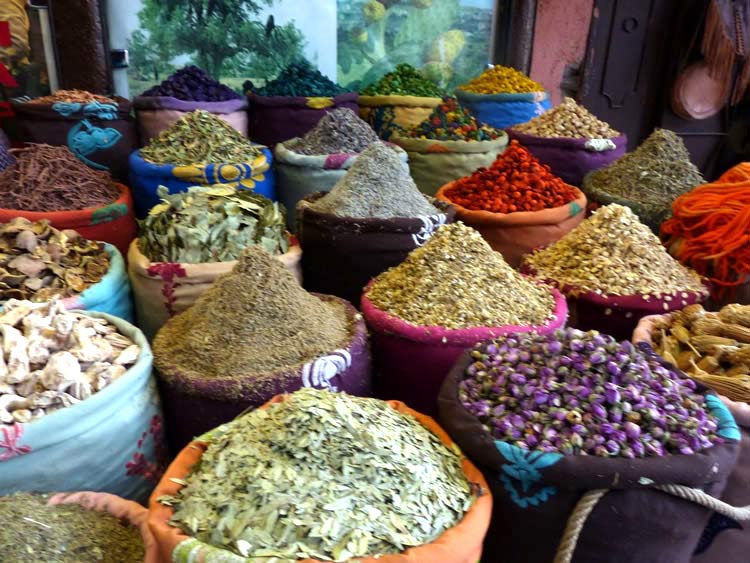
[604,383,621,404]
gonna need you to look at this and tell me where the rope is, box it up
[553,489,607,563]
[655,484,750,521]
[553,484,750,563]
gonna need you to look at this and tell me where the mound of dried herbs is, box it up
[524,203,707,298]
[251,60,350,97]
[139,185,289,263]
[159,388,473,561]
[361,63,445,97]
[139,110,261,166]
[367,222,555,329]
[290,108,378,155]
[153,247,349,386]
[584,128,703,216]
[309,141,439,219]
[0,218,109,302]
[0,493,145,562]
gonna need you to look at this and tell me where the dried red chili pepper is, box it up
[444,141,577,213]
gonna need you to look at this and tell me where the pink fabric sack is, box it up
[361,285,568,416]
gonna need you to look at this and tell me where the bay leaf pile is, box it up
[159,388,473,561]
[524,204,707,298]
[0,493,145,562]
[0,218,109,302]
[367,222,555,329]
[0,299,140,424]
[139,185,288,263]
[153,247,349,389]
[309,141,439,219]
[139,110,261,166]
[290,108,378,155]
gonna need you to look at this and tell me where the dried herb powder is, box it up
[139,110,261,166]
[0,144,119,212]
[367,222,555,329]
[524,204,707,298]
[512,97,619,139]
[139,185,289,263]
[153,247,349,388]
[0,493,145,562]
[405,97,502,141]
[290,108,378,155]
[309,142,439,219]
[361,63,444,97]
[159,388,473,561]
[0,218,110,302]
[585,128,703,214]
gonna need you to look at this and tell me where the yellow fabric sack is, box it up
[358,95,441,140]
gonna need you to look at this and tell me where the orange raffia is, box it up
[661,163,750,298]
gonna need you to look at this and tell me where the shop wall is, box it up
[529,0,594,104]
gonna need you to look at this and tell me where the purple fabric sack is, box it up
[508,130,627,187]
[692,398,750,562]
[361,286,568,416]
[7,98,136,182]
[132,96,249,146]
[248,92,358,147]
[438,344,742,563]
[521,264,710,341]
[154,295,371,452]
[297,192,455,306]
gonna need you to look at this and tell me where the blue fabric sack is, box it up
[0,313,165,503]
[455,89,552,130]
[129,146,275,218]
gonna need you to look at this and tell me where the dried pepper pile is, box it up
[141,65,241,101]
[0,144,119,212]
[461,328,720,457]
[250,60,350,97]
[139,185,288,263]
[159,388,472,561]
[443,141,577,213]
[404,97,502,141]
[139,110,261,165]
[29,90,116,104]
[361,63,444,97]
[460,66,543,94]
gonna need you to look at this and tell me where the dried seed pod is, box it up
[671,324,691,344]
[719,304,750,327]
[690,335,737,354]
[725,364,750,377]
[721,323,750,343]
[680,303,706,324]
[696,355,721,374]
[677,349,699,371]
[691,317,725,336]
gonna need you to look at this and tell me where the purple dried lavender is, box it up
[141,66,241,101]
[459,327,720,458]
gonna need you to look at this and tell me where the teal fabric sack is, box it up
[0,313,166,503]
[62,244,134,323]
